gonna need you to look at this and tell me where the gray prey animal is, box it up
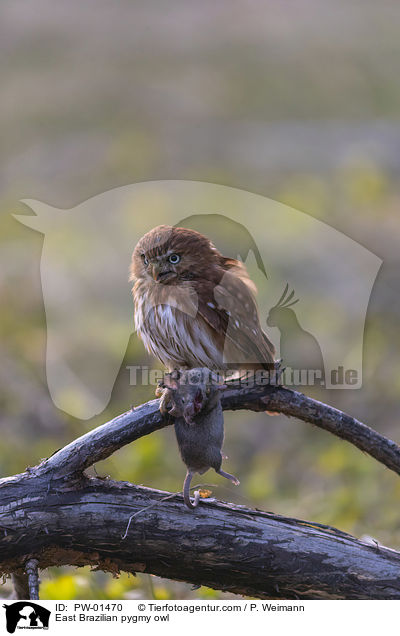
[157,367,240,509]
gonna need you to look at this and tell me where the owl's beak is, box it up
[151,264,175,283]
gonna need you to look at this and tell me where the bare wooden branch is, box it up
[10,560,39,600]
[2,382,400,600]
[25,559,40,600]
[36,384,400,480]
[1,474,400,600]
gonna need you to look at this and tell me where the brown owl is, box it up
[130,225,275,375]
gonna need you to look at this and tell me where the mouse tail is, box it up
[217,468,240,486]
[183,470,200,509]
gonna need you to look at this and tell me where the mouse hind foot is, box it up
[183,470,201,509]
[217,468,240,486]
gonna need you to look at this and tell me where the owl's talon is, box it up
[157,386,174,415]
[155,381,163,398]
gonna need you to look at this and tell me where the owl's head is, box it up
[130,225,220,285]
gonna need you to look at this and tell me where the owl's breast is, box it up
[134,289,223,370]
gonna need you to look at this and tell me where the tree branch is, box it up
[2,382,400,600]
[1,476,400,599]
[36,383,400,480]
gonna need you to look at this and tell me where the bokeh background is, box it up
[1,0,400,599]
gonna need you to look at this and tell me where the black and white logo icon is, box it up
[3,602,50,633]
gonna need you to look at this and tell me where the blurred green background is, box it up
[1,0,400,599]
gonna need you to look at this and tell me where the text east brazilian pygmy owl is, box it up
[130,225,275,373]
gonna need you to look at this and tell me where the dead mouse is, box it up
[159,367,240,509]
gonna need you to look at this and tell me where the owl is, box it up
[130,225,275,376]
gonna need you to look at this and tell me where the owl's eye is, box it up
[142,255,149,266]
[168,253,181,264]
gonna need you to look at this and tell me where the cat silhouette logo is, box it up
[3,602,50,633]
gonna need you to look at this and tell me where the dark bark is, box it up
[1,473,400,600]
[1,382,400,599]
[37,383,400,480]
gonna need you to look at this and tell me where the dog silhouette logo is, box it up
[3,602,50,633]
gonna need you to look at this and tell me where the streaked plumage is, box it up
[130,225,275,371]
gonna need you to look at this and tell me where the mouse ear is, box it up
[162,372,179,391]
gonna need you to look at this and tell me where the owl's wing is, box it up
[197,270,275,367]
